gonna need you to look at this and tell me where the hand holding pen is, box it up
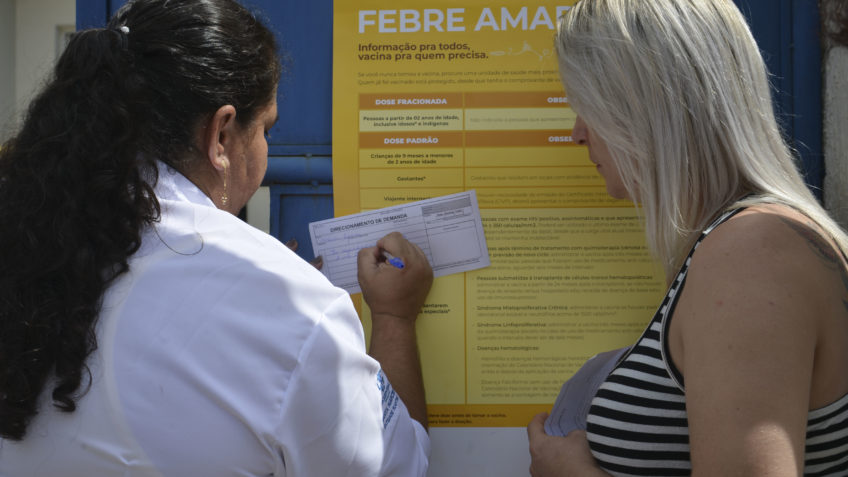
[381,250,405,269]
[356,232,433,320]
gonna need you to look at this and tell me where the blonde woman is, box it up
[527,0,848,475]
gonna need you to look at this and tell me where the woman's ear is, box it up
[200,104,238,171]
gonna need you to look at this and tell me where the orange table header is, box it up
[360,93,463,109]
[466,130,578,147]
[360,131,464,148]
[465,91,569,108]
[360,92,570,110]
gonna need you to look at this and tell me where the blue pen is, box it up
[382,250,405,269]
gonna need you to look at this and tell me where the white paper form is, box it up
[309,190,490,294]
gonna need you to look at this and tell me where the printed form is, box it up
[309,190,490,294]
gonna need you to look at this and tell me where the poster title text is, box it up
[358,7,573,33]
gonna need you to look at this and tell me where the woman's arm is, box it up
[358,232,433,430]
[671,208,832,476]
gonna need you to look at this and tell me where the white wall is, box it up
[824,47,848,227]
[5,0,74,139]
[247,186,271,233]
[822,0,848,228]
[0,0,16,141]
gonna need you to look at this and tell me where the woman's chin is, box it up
[605,186,634,202]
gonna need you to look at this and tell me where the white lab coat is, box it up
[0,166,429,477]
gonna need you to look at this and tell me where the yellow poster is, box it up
[332,2,666,427]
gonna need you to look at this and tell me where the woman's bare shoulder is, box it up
[692,203,845,284]
[674,202,846,348]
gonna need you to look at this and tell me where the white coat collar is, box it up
[154,161,216,208]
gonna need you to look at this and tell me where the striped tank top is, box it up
[585,208,848,476]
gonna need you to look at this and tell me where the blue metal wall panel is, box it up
[241,0,333,154]
[268,184,334,262]
[734,0,823,197]
[75,0,110,29]
[264,156,332,186]
[790,0,824,197]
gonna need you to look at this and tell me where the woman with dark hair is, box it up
[527,0,848,475]
[0,1,432,475]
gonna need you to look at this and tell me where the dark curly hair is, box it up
[0,0,281,440]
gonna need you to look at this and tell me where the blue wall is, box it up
[76,0,824,261]
[736,0,823,196]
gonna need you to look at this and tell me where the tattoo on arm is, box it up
[779,217,848,312]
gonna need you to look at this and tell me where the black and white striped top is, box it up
[586,208,848,476]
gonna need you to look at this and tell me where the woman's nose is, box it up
[572,115,588,145]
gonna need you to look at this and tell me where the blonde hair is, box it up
[556,0,848,276]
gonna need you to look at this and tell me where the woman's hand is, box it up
[357,231,433,321]
[527,413,609,477]
[284,238,323,269]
